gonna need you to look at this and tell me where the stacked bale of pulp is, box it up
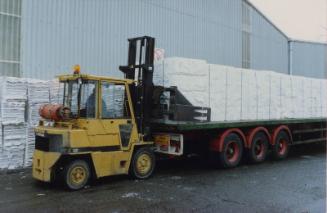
[25,79,50,166]
[0,77,27,170]
[154,58,210,108]
[155,57,327,122]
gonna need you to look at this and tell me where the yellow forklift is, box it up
[33,37,158,190]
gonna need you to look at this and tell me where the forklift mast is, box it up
[119,36,155,136]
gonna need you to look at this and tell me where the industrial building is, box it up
[0,0,326,79]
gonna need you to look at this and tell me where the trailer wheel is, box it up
[63,160,90,190]
[129,147,155,179]
[248,132,269,163]
[219,133,243,168]
[272,130,290,160]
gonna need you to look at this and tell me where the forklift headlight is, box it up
[48,135,63,152]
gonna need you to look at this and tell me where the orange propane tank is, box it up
[39,104,64,121]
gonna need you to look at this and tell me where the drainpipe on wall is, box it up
[288,40,293,75]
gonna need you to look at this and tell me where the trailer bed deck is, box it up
[152,118,327,131]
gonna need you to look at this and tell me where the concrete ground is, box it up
[0,143,325,213]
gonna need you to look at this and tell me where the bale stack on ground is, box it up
[25,79,50,166]
[0,77,27,169]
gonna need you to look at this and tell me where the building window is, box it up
[242,1,251,69]
[0,0,21,77]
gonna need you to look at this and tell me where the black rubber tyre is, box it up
[218,133,243,168]
[248,132,269,163]
[63,160,90,190]
[129,147,156,179]
[272,130,290,160]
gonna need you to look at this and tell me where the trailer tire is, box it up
[129,147,155,179]
[272,130,290,160]
[63,160,90,190]
[248,131,269,163]
[218,133,243,168]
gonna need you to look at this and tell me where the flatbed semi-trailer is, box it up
[32,36,327,190]
[151,118,326,168]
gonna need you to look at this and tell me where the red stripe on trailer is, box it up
[210,128,246,152]
[271,125,292,145]
[246,127,271,148]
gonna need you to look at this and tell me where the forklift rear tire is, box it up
[63,160,90,190]
[129,147,155,179]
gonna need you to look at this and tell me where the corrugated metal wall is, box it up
[290,41,327,78]
[0,0,22,77]
[248,3,289,74]
[11,0,327,79]
[21,0,243,79]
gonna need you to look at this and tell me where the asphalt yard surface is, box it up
[0,143,325,213]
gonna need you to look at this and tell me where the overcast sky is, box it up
[249,0,327,43]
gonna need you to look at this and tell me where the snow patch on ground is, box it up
[122,192,139,198]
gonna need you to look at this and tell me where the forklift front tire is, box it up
[63,160,90,190]
[129,147,155,179]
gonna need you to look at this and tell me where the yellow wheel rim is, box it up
[136,153,151,175]
[70,166,86,185]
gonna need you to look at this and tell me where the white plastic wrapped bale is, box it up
[1,100,26,124]
[241,69,257,120]
[269,72,282,119]
[291,76,305,118]
[24,127,35,167]
[321,80,327,117]
[225,67,242,121]
[27,103,43,126]
[154,57,210,107]
[2,124,26,169]
[303,79,312,118]
[255,71,270,120]
[27,79,50,104]
[311,78,323,118]
[0,77,27,100]
[209,64,227,121]
[281,75,295,118]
